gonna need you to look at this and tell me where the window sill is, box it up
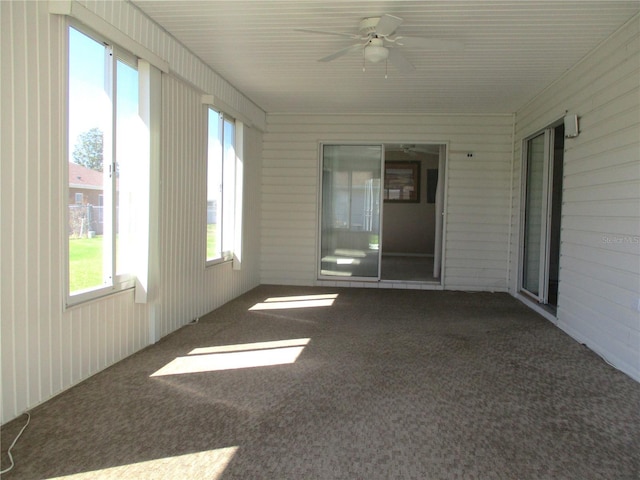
[65,285,135,311]
[205,257,233,269]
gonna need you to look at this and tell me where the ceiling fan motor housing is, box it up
[360,18,391,63]
[359,17,386,36]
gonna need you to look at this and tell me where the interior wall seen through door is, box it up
[382,151,439,255]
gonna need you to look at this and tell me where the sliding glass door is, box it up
[319,145,383,279]
[521,125,564,307]
[522,132,548,297]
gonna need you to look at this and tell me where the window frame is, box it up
[65,21,140,307]
[205,106,236,267]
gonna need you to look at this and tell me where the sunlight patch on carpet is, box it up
[46,446,238,479]
[249,293,338,310]
[150,339,310,376]
[190,338,310,355]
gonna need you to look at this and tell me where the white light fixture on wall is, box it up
[564,113,579,138]
[364,38,389,63]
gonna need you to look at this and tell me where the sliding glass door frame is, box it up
[519,127,557,304]
[317,143,385,281]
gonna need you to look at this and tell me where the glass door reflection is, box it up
[320,145,383,279]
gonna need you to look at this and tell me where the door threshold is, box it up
[316,279,443,290]
[379,280,443,290]
[516,293,558,324]
[380,279,439,284]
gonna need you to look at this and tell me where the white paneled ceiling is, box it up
[132,0,639,114]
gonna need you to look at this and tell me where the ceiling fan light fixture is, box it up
[364,38,388,63]
[365,45,389,63]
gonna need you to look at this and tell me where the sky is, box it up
[68,27,139,163]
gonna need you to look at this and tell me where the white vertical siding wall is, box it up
[0,1,149,423]
[159,76,205,336]
[1,1,263,424]
[261,114,514,290]
[510,15,640,381]
[158,76,262,338]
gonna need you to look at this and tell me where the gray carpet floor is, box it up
[2,285,639,479]
[381,255,436,282]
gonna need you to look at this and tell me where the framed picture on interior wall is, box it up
[426,169,438,203]
[384,161,420,202]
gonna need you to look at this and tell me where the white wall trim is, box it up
[558,321,640,384]
[202,95,257,131]
[49,0,170,72]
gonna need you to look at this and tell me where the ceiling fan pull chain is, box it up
[362,48,366,72]
[385,59,388,79]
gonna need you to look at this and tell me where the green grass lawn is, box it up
[69,236,103,292]
[69,224,218,292]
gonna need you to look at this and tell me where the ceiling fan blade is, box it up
[318,44,363,62]
[395,36,464,51]
[295,28,360,39]
[388,48,415,73]
[375,14,403,37]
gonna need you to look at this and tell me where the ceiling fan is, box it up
[296,14,464,73]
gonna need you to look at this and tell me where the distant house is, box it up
[68,162,103,207]
[68,162,104,235]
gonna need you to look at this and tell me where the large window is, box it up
[67,25,141,304]
[206,108,236,264]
